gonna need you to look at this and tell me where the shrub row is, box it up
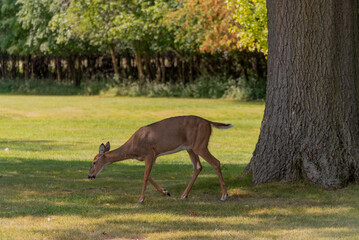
[0,76,266,101]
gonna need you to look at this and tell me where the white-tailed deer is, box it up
[88,115,233,202]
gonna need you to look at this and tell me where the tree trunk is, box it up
[11,55,16,79]
[134,49,145,86]
[123,51,131,77]
[177,58,185,84]
[41,56,50,79]
[159,55,166,83]
[189,56,194,83]
[30,55,35,79]
[144,54,154,82]
[155,53,161,83]
[119,57,127,79]
[241,52,249,81]
[109,44,120,77]
[75,56,82,87]
[1,52,8,79]
[168,55,174,84]
[87,56,94,79]
[246,0,359,189]
[67,56,79,86]
[55,56,62,83]
[23,55,30,80]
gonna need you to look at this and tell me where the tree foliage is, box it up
[0,0,268,89]
[16,0,63,54]
[0,0,28,54]
[228,0,268,53]
[166,0,240,53]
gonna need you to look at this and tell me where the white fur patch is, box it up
[197,161,201,170]
[158,145,190,157]
[211,124,234,129]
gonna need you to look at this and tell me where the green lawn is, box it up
[1,95,359,239]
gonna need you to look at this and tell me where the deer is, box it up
[88,115,233,202]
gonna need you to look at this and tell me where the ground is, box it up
[0,95,359,239]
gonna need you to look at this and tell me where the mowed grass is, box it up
[1,96,359,240]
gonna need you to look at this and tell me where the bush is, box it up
[109,75,265,100]
[0,78,112,95]
[0,75,266,100]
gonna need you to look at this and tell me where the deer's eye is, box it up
[93,162,96,165]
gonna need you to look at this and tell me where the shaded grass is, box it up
[1,96,359,239]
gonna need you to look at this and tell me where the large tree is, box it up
[245,0,359,188]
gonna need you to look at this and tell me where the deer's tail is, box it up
[210,121,233,129]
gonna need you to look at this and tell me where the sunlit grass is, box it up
[1,95,359,239]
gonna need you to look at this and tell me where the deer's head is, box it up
[88,142,110,180]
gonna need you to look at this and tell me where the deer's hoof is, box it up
[220,193,228,201]
[181,195,188,200]
[162,189,171,196]
[138,199,144,203]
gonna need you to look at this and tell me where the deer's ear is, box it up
[99,143,106,155]
[105,142,110,152]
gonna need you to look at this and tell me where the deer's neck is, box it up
[105,144,133,164]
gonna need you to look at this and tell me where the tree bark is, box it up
[168,55,174,84]
[11,55,17,79]
[67,56,81,86]
[134,48,145,86]
[109,44,120,77]
[30,55,35,79]
[1,52,8,79]
[189,56,194,83]
[155,53,161,83]
[246,0,359,188]
[23,55,30,80]
[144,54,154,82]
[159,55,166,83]
[177,58,185,84]
[55,56,62,83]
[41,56,50,79]
[125,52,133,77]
[75,56,82,87]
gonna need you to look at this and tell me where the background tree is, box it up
[110,0,175,85]
[0,0,29,78]
[245,0,359,188]
[168,0,240,53]
[17,0,61,79]
[228,0,267,53]
[51,0,120,81]
[16,0,89,84]
[59,0,176,84]
[165,0,268,88]
[0,0,269,96]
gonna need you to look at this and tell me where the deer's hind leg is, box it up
[194,147,228,201]
[181,149,202,199]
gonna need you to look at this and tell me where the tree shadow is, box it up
[0,139,81,152]
[1,156,359,239]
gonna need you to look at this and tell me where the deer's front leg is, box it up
[149,177,171,196]
[139,157,155,203]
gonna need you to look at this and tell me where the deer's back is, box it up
[130,116,211,156]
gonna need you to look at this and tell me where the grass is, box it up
[0,95,359,239]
